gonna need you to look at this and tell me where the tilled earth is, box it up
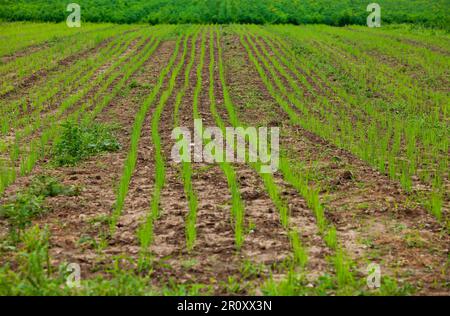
[0,25,448,296]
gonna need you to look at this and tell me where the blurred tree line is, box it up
[0,0,448,29]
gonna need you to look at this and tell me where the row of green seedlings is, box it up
[244,29,379,162]
[42,32,161,164]
[172,28,201,252]
[220,27,367,293]
[244,31,397,181]
[202,28,246,250]
[1,24,103,58]
[235,26,358,292]
[0,23,117,58]
[0,27,166,195]
[0,30,148,192]
[260,26,447,220]
[241,24,440,218]
[0,23,122,88]
[0,28,163,195]
[321,26,448,94]
[0,24,128,95]
[183,30,205,251]
[0,27,146,137]
[253,27,418,292]
[109,26,183,240]
[301,27,447,185]
[32,29,154,125]
[138,30,197,253]
[245,27,361,291]
[307,27,447,168]
[355,25,450,55]
[214,26,309,271]
[318,26,448,115]
[217,31,332,279]
[0,23,117,71]
[0,22,99,57]
[314,27,448,195]
[0,29,145,158]
[0,36,137,169]
[215,26,309,271]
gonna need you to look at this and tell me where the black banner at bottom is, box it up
[0,296,442,314]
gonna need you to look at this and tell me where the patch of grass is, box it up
[77,235,97,248]
[240,260,266,279]
[162,279,212,296]
[53,121,121,166]
[404,231,426,248]
[0,225,54,295]
[220,276,248,295]
[129,80,140,89]
[88,214,110,226]
[361,237,376,249]
[357,202,370,210]
[17,225,52,286]
[0,225,214,295]
[0,193,45,242]
[393,223,407,234]
[261,265,415,296]
[0,175,77,241]
[363,276,415,296]
[261,270,336,296]
[29,175,80,197]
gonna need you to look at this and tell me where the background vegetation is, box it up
[0,0,448,29]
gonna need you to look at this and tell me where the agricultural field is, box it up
[0,21,448,297]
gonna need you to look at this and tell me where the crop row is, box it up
[138,29,196,252]
[241,25,447,220]
[0,22,117,58]
[173,28,201,252]
[0,27,170,195]
[0,29,149,159]
[0,27,146,138]
[233,26,362,290]
[0,24,134,95]
[110,26,182,242]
